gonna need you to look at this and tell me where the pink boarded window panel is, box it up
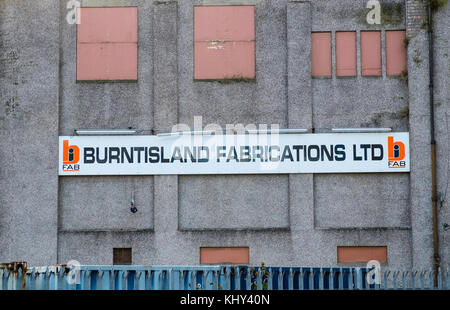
[337,246,387,263]
[361,31,382,76]
[194,6,254,41]
[77,7,138,43]
[195,41,255,80]
[336,32,357,77]
[311,32,332,77]
[386,30,407,76]
[77,7,138,81]
[200,247,250,265]
[194,6,255,80]
[77,43,137,81]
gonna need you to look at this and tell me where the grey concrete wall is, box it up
[57,229,412,268]
[175,0,291,233]
[178,0,288,127]
[179,175,290,230]
[58,0,155,234]
[433,3,450,268]
[60,176,154,231]
[60,0,154,134]
[0,0,447,269]
[0,0,59,265]
[311,0,411,232]
[406,0,434,269]
[315,173,410,229]
[57,0,417,268]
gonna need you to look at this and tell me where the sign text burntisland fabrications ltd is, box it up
[59,133,410,175]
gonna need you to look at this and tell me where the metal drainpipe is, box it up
[427,2,440,287]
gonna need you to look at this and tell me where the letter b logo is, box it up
[388,136,405,161]
[63,140,80,164]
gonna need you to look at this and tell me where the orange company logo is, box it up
[388,136,406,168]
[62,140,80,171]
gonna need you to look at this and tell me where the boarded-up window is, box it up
[113,248,132,265]
[361,31,382,76]
[336,32,357,77]
[77,7,138,81]
[200,247,249,264]
[194,6,255,80]
[386,30,407,76]
[337,246,387,263]
[311,32,332,77]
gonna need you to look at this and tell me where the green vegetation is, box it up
[249,262,270,290]
[413,49,423,65]
[403,36,411,48]
[400,69,409,86]
[359,2,404,26]
[399,106,410,118]
[197,75,256,84]
[426,0,448,10]
[381,3,404,26]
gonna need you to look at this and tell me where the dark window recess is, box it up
[113,248,132,265]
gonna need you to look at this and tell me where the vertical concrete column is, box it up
[433,3,450,269]
[287,1,314,231]
[0,0,60,265]
[153,1,179,130]
[152,1,179,261]
[406,0,434,269]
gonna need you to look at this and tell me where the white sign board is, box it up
[59,133,410,175]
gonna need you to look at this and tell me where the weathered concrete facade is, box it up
[0,0,448,268]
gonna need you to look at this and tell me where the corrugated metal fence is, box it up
[1,263,449,290]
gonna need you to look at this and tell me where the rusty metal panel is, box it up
[113,248,132,265]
